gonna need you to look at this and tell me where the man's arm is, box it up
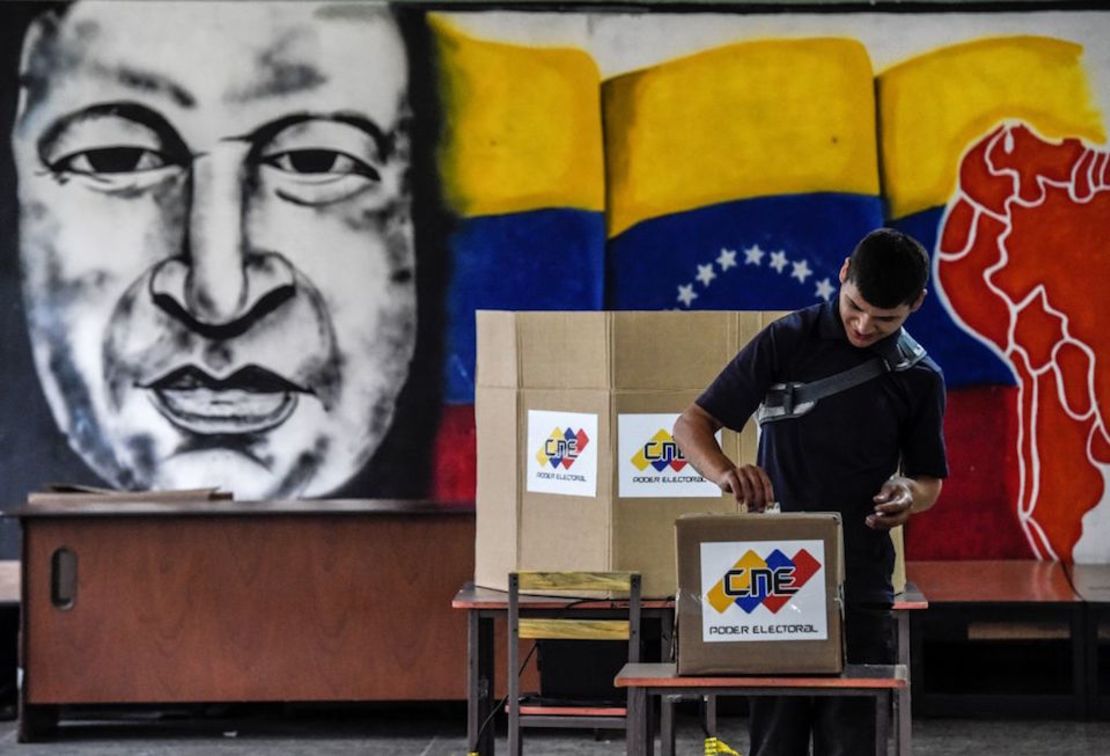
[866,475,943,530]
[673,403,774,511]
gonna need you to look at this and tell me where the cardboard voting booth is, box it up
[473,310,785,598]
[675,512,845,675]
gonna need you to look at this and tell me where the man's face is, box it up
[12,2,416,497]
[837,259,922,349]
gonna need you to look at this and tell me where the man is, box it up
[674,228,947,756]
[11,1,422,498]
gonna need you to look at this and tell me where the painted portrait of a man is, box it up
[1,0,443,507]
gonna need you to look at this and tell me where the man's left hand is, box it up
[866,478,914,530]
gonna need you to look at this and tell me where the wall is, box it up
[0,1,1106,564]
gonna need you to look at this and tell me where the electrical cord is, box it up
[473,641,538,747]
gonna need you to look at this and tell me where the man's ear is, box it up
[838,258,850,284]
[910,288,927,312]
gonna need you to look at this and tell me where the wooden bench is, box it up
[615,662,907,756]
[907,559,1085,717]
[1067,564,1110,718]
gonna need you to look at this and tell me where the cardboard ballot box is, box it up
[473,310,785,598]
[676,512,845,675]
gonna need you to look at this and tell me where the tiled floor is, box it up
[3,704,1110,755]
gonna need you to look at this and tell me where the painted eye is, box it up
[263,149,380,181]
[54,147,169,174]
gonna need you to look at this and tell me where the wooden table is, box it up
[15,498,475,741]
[453,582,925,755]
[615,662,907,756]
[0,561,18,717]
[1067,564,1110,718]
[907,560,1084,718]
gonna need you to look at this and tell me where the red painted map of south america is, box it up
[938,123,1110,561]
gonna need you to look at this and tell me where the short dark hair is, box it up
[845,228,929,308]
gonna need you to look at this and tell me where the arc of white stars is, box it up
[684,242,838,308]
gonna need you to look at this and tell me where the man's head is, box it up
[12,1,417,497]
[837,228,929,349]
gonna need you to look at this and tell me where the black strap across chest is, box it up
[756,329,927,426]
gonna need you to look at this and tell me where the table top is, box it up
[453,582,926,610]
[907,559,1079,603]
[614,662,907,689]
[10,498,470,519]
[1066,563,1110,603]
[452,583,674,610]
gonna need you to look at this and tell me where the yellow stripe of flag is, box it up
[878,36,1105,220]
[603,38,879,238]
[430,15,605,217]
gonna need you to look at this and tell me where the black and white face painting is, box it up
[12,1,417,497]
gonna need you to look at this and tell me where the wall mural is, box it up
[0,1,1107,564]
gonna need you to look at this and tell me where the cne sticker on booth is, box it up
[525,409,599,497]
[617,413,721,498]
[700,540,828,642]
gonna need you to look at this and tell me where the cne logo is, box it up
[706,548,821,615]
[630,429,687,473]
[535,427,590,470]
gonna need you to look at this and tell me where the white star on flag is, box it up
[743,245,765,266]
[717,248,738,271]
[677,283,698,307]
[696,263,716,287]
[815,278,835,301]
[769,250,788,273]
[791,259,813,283]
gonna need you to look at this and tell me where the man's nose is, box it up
[151,145,294,334]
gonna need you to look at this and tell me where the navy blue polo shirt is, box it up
[697,301,948,605]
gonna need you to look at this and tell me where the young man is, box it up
[673,227,948,756]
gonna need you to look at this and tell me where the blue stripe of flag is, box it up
[444,208,606,404]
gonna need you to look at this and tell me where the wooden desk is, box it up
[15,499,475,741]
[0,561,18,717]
[0,562,18,607]
[453,583,925,756]
[1067,564,1110,718]
[615,662,907,756]
[907,560,1084,718]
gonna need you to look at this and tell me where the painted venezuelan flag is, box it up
[432,17,606,405]
[429,18,606,500]
[878,36,1107,561]
[603,39,883,313]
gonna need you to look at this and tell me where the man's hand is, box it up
[673,403,775,512]
[867,475,942,530]
[718,464,775,512]
[867,479,913,529]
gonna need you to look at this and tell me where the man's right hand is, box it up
[673,403,776,512]
[717,464,775,512]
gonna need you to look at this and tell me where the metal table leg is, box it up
[468,611,495,756]
[897,611,911,755]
